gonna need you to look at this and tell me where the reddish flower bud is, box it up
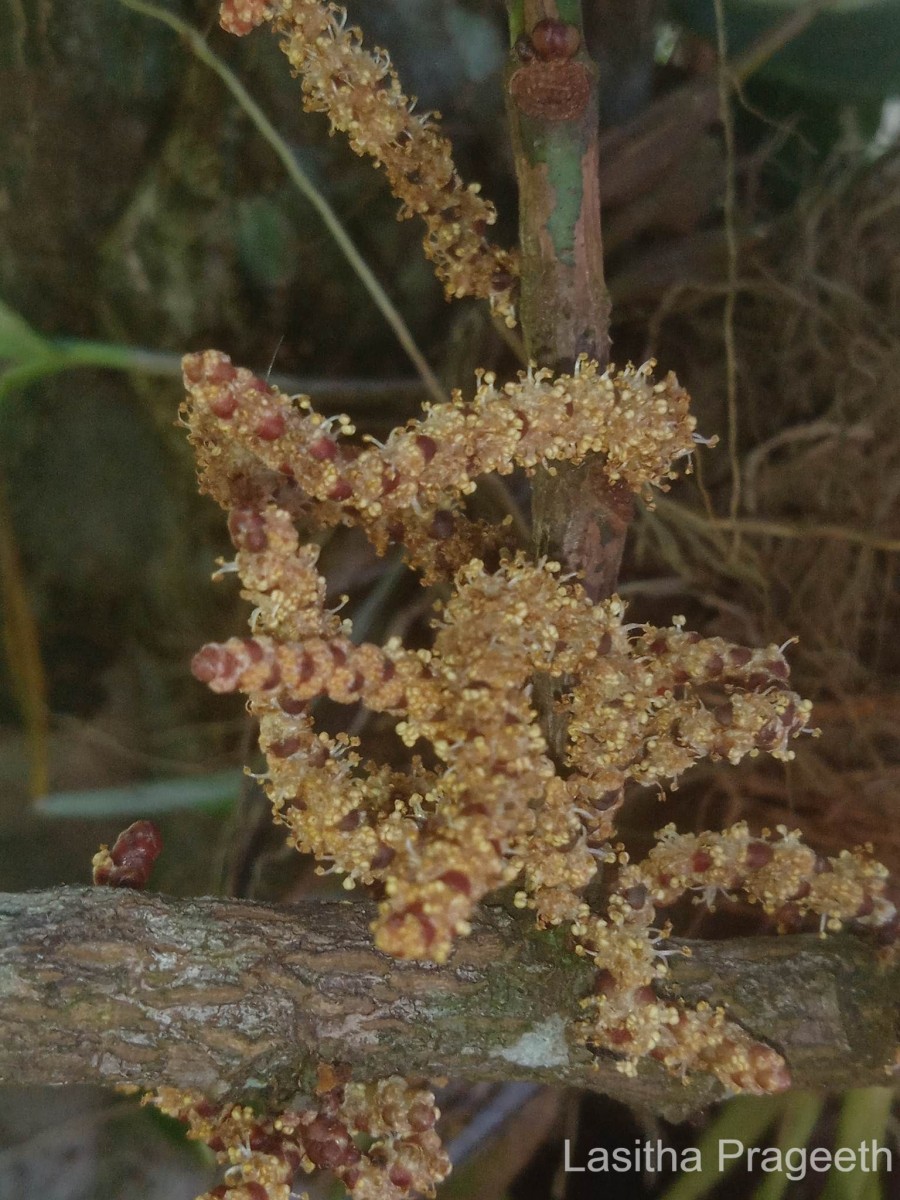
[389,1165,414,1190]
[407,1101,437,1131]
[744,840,774,870]
[371,842,397,871]
[429,510,455,540]
[329,480,353,501]
[415,435,438,463]
[191,645,240,690]
[339,808,367,832]
[182,354,206,385]
[210,390,239,420]
[242,637,265,663]
[219,0,273,36]
[308,436,338,461]
[530,18,581,61]
[203,356,237,384]
[439,870,472,895]
[269,736,302,759]
[255,411,286,441]
[593,968,618,996]
[303,1116,360,1170]
[92,821,163,889]
[228,509,269,552]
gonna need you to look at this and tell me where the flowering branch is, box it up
[50,2,895,1196]
[180,333,897,1105]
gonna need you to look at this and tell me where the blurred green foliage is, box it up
[670,0,900,98]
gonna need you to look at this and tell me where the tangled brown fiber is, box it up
[624,143,900,880]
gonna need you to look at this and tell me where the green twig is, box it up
[504,0,627,609]
[1,332,426,411]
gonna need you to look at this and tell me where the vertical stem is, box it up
[509,0,610,369]
[505,0,633,755]
[504,0,633,605]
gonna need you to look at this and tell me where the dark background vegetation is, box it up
[1,0,898,1196]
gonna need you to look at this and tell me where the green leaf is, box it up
[34,770,244,818]
[752,1092,824,1200]
[0,298,55,363]
[820,1089,893,1200]
[658,1095,784,1200]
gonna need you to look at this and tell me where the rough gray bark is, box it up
[1,889,896,1121]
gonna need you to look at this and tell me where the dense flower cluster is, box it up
[181,339,896,1006]
[146,1071,448,1200]
[179,338,897,1188]
[191,508,822,966]
[217,0,519,325]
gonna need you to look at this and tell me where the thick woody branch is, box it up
[1,889,896,1122]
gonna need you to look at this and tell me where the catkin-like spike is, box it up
[631,821,895,931]
[565,625,813,817]
[215,502,440,889]
[192,634,416,707]
[227,506,340,641]
[575,821,895,1091]
[195,538,825,967]
[218,0,519,325]
[182,351,697,538]
[578,897,794,1095]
